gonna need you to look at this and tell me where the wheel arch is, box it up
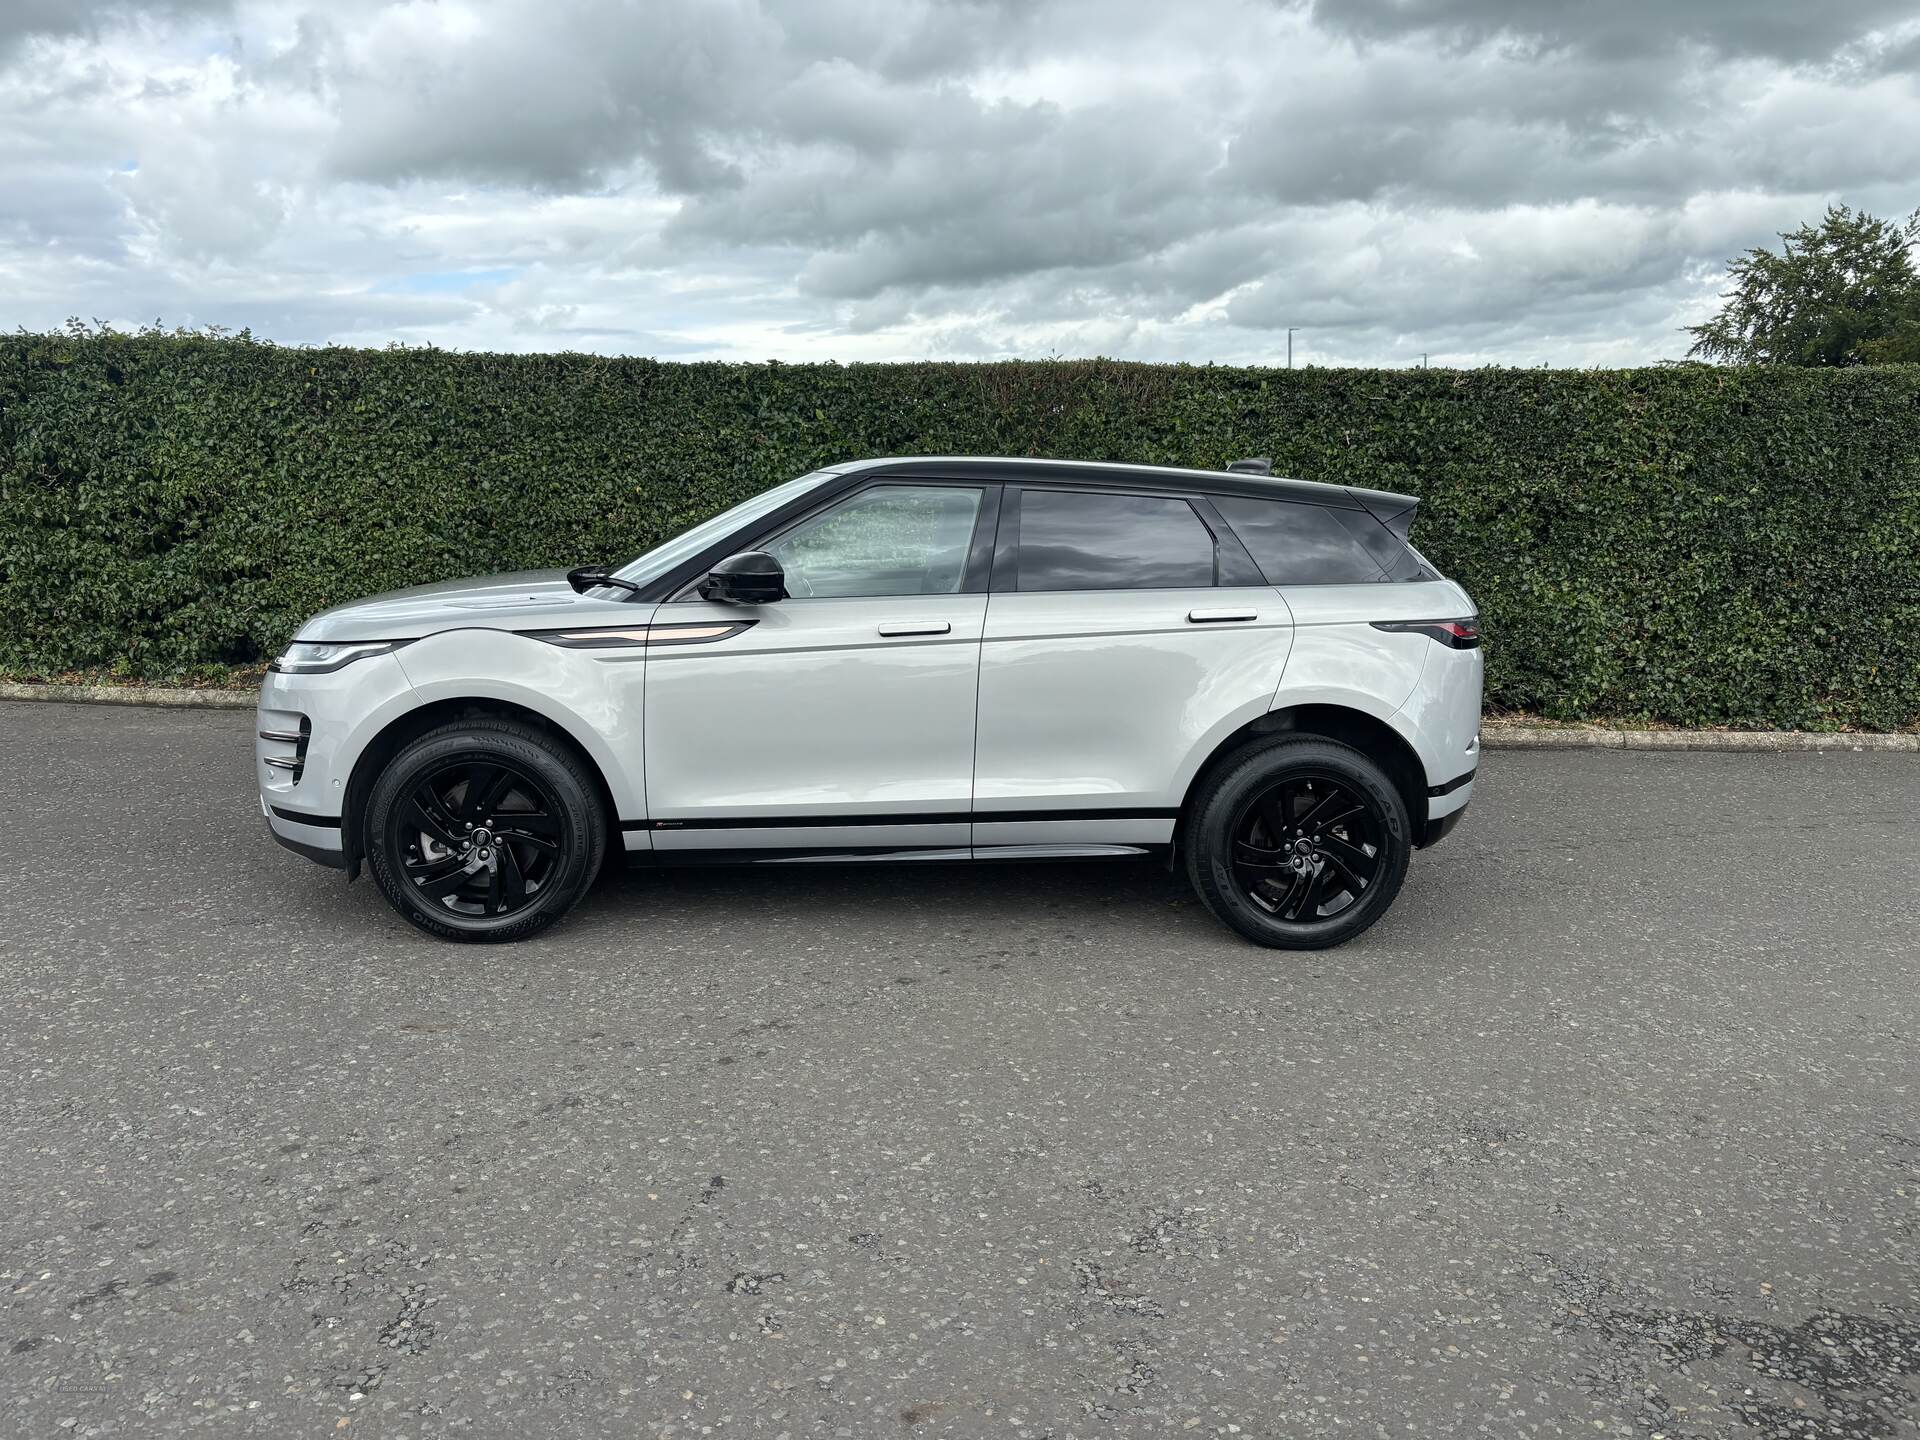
[340,697,622,878]
[1174,703,1430,858]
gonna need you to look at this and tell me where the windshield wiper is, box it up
[567,566,643,596]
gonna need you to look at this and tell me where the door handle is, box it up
[1187,608,1257,623]
[878,621,952,637]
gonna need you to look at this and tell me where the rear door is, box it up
[971,484,1293,851]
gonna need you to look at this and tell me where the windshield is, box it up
[613,470,840,587]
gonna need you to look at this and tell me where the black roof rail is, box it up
[1225,457,1273,475]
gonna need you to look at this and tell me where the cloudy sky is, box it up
[4,0,1918,366]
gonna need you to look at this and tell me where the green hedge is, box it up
[2,331,1917,729]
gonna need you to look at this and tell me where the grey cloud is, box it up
[2,0,1917,370]
[1306,0,1919,64]
[316,0,1067,193]
[0,0,231,55]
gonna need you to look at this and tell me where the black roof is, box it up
[834,455,1417,534]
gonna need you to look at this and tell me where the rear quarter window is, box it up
[1212,496,1420,585]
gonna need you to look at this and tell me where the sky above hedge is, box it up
[4,0,1919,366]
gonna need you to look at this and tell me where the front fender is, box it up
[391,628,646,819]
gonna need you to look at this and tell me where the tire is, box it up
[365,717,606,943]
[1184,736,1411,950]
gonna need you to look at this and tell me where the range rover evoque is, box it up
[258,456,1482,947]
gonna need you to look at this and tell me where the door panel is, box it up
[972,587,1292,828]
[644,595,985,850]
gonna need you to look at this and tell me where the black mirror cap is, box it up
[698,550,788,605]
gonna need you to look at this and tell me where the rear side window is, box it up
[1212,496,1416,585]
[1016,490,1216,591]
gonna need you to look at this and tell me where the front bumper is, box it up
[262,795,348,868]
[256,652,415,867]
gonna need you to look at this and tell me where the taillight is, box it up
[1371,617,1480,649]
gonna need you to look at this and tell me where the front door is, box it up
[644,480,998,857]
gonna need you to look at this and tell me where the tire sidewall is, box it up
[1189,740,1411,949]
[366,725,602,941]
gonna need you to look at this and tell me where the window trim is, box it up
[668,477,1002,602]
[994,484,1238,595]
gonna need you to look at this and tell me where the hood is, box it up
[295,569,641,643]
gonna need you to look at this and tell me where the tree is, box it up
[1686,205,1920,366]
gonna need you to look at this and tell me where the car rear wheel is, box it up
[365,717,605,943]
[1185,736,1411,950]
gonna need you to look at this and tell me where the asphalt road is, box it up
[1,701,1916,1440]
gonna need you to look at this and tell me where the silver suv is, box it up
[257,457,1481,947]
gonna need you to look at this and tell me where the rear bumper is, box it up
[1418,799,1469,848]
[1416,761,1474,849]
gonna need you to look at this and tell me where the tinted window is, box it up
[1335,506,1425,581]
[766,484,983,598]
[1212,497,1396,585]
[1017,490,1216,591]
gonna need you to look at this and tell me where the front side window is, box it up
[1016,490,1216,591]
[765,484,984,598]
[1211,496,1408,585]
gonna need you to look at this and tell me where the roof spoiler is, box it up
[1344,483,1419,542]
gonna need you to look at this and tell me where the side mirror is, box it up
[698,551,787,605]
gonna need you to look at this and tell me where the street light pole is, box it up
[1287,328,1298,368]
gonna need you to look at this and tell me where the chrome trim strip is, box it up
[519,620,757,649]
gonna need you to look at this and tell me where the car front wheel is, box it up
[1185,736,1411,950]
[365,717,605,943]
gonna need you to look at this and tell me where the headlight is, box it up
[269,640,410,674]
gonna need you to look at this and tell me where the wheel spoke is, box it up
[402,799,459,848]
[415,859,474,900]
[1297,786,1361,835]
[485,855,503,913]
[495,809,559,837]
[456,765,502,819]
[1233,841,1290,871]
[499,846,528,911]
[1320,833,1377,876]
[1257,792,1291,842]
[494,826,559,852]
[1319,851,1367,899]
[1285,865,1321,920]
[410,783,463,842]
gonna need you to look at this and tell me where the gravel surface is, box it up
[2,701,1916,1439]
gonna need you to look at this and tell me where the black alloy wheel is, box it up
[1228,773,1384,922]
[1184,736,1411,949]
[396,759,564,919]
[365,717,605,942]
